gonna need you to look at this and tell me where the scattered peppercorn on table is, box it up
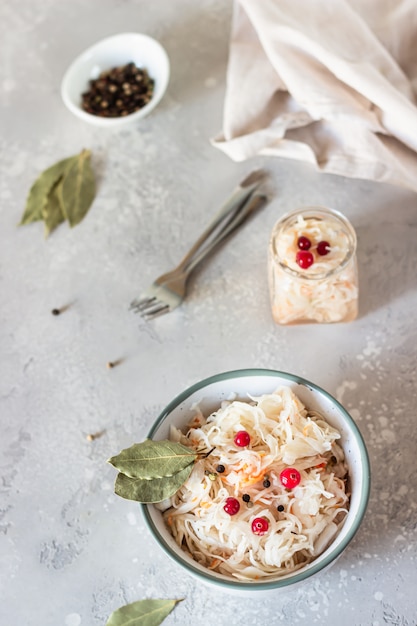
[1,0,417,625]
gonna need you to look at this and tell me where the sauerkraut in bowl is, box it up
[142,369,370,594]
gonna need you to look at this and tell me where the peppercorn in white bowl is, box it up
[61,33,170,127]
[142,369,370,595]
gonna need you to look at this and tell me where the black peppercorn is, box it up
[277,504,285,512]
[263,479,271,488]
[242,494,250,503]
[81,62,154,118]
[216,464,225,473]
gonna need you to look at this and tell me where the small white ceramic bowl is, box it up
[61,33,170,127]
[142,369,370,595]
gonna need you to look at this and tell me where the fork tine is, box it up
[130,296,157,312]
[141,302,170,320]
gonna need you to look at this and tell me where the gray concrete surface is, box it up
[1,1,416,625]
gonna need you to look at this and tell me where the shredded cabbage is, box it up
[270,214,358,324]
[163,387,349,581]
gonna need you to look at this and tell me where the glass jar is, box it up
[268,206,358,325]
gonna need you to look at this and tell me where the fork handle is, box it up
[174,171,265,273]
[181,193,267,276]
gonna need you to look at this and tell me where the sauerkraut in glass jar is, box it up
[268,207,358,324]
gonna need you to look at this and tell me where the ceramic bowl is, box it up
[142,369,370,595]
[61,32,170,127]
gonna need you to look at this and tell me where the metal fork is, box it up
[130,171,268,320]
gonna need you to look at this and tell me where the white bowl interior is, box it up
[61,33,170,126]
[143,369,370,593]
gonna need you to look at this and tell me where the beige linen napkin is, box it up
[212,0,417,192]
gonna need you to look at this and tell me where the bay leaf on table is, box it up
[106,598,182,626]
[59,148,96,227]
[19,156,76,225]
[108,439,197,480]
[115,463,194,503]
[43,178,66,237]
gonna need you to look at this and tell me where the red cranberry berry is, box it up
[280,467,301,489]
[317,240,331,256]
[223,497,240,516]
[297,236,311,250]
[295,250,314,269]
[234,430,251,447]
[251,517,269,535]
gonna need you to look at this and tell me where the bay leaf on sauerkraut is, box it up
[115,463,194,503]
[108,439,197,480]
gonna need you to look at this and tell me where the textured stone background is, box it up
[1,1,416,625]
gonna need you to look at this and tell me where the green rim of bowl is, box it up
[141,368,370,590]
